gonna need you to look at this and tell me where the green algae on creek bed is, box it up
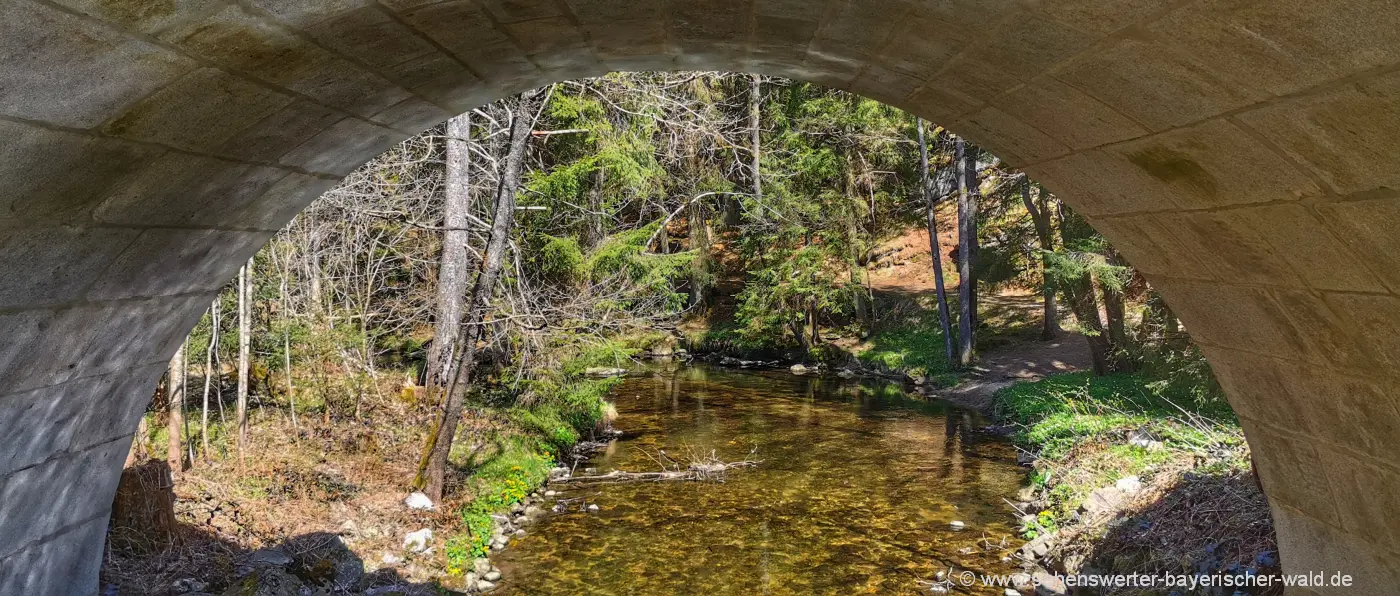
[493,364,1028,595]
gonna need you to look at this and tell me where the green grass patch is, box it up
[996,371,1239,459]
[853,318,955,384]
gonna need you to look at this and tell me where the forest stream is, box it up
[492,363,1028,594]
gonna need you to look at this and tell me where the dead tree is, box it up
[236,258,251,465]
[425,112,475,390]
[415,88,548,501]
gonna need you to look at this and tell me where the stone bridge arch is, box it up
[2,0,1399,592]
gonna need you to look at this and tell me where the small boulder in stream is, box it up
[221,568,302,596]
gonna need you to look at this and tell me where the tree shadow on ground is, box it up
[101,461,461,596]
[1070,469,1282,595]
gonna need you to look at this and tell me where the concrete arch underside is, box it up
[2,0,1400,592]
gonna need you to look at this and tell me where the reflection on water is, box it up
[494,364,1027,595]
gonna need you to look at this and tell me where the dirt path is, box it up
[928,330,1092,414]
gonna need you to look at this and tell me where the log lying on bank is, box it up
[552,460,759,484]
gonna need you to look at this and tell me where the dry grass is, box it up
[101,398,516,594]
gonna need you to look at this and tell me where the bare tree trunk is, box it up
[415,88,546,502]
[1020,176,1060,340]
[426,112,474,390]
[236,258,251,466]
[285,330,297,432]
[167,343,185,476]
[1101,248,1133,371]
[201,299,216,460]
[917,119,956,366]
[1057,207,1115,375]
[955,137,978,367]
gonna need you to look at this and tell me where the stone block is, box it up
[479,0,566,23]
[246,0,371,28]
[1108,119,1320,210]
[0,309,98,394]
[306,7,439,71]
[506,17,595,71]
[1038,0,1173,35]
[913,0,1022,29]
[1323,293,1400,370]
[0,121,162,225]
[953,107,1071,166]
[1165,210,1299,286]
[372,97,453,134]
[1085,213,1213,279]
[1268,289,1375,369]
[103,68,293,152]
[1315,197,1400,294]
[995,77,1146,150]
[0,227,140,310]
[1238,422,1339,527]
[568,0,664,23]
[1319,447,1400,546]
[396,1,514,59]
[1299,367,1400,460]
[810,0,912,57]
[932,56,1028,103]
[1238,72,1400,195]
[1152,279,1306,359]
[0,438,127,560]
[0,1,194,128]
[86,229,273,301]
[0,365,160,474]
[1270,502,1400,594]
[672,0,753,44]
[1053,38,1261,131]
[1023,151,1182,216]
[0,516,108,596]
[851,66,927,109]
[280,117,406,176]
[956,13,1094,83]
[94,153,293,227]
[1152,0,1400,97]
[77,294,218,378]
[216,100,344,162]
[588,20,671,61]
[904,84,984,123]
[231,173,339,232]
[1222,204,1384,293]
[162,6,410,118]
[49,0,222,34]
[874,12,967,78]
[68,364,166,453]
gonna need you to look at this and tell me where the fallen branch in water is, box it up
[552,447,759,484]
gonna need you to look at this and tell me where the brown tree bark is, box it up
[1020,176,1060,340]
[425,113,474,391]
[917,119,955,366]
[415,88,546,502]
[166,344,184,476]
[1056,206,1116,375]
[955,137,978,367]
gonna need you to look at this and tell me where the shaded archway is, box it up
[2,0,1398,592]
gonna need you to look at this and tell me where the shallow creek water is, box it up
[494,364,1028,594]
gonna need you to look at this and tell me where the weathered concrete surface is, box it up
[1,0,1398,593]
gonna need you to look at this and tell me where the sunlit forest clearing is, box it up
[105,73,1270,596]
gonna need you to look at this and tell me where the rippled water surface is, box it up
[494,364,1027,594]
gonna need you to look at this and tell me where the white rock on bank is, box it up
[404,492,435,510]
[402,528,432,552]
[790,364,808,374]
[949,520,965,529]
[1115,476,1142,494]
